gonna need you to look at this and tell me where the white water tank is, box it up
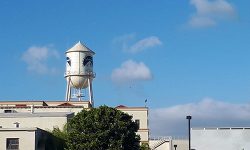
[65,41,95,89]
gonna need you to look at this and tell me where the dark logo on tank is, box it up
[83,56,93,66]
[66,57,71,66]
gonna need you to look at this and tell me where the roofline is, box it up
[0,100,90,103]
[138,129,149,131]
[0,112,74,118]
[0,106,85,109]
[192,127,250,130]
[65,50,95,54]
[0,127,38,131]
[116,107,148,111]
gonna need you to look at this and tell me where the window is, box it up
[4,110,16,113]
[135,119,140,128]
[6,138,19,150]
[4,110,13,113]
[13,122,19,128]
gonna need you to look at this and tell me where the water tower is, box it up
[64,41,95,105]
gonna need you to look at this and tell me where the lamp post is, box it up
[186,115,192,150]
[174,144,177,150]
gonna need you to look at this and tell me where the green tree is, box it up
[140,143,150,150]
[51,124,68,149]
[65,105,140,150]
[51,124,68,140]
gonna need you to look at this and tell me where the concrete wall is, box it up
[0,101,90,114]
[0,116,68,131]
[118,108,149,142]
[0,106,84,114]
[0,101,90,108]
[0,129,36,150]
[0,101,149,144]
[192,128,250,150]
[149,137,188,150]
[0,128,64,150]
[172,139,188,150]
[149,140,171,150]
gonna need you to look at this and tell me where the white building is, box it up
[0,127,64,150]
[116,105,149,143]
[0,101,149,149]
[192,127,250,150]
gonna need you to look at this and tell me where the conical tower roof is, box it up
[66,41,95,54]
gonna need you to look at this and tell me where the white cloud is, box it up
[128,36,162,53]
[188,16,217,27]
[188,0,236,27]
[150,98,250,136]
[111,60,152,85]
[21,46,60,74]
[113,34,162,54]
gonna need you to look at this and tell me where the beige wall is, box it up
[149,138,188,150]
[149,140,171,150]
[138,129,149,142]
[0,116,68,131]
[117,108,149,142]
[0,101,149,144]
[118,108,148,129]
[172,139,188,150]
[0,101,90,107]
[0,101,90,114]
[0,129,36,150]
[0,107,83,114]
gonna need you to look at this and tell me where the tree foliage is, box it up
[50,124,68,149]
[65,105,140,150]
[140,143,150,150]
[51,124,68,140]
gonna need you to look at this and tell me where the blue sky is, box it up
[1,0,250,136]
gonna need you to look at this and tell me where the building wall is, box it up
[0,101,90,108]
[172,139,188,150]
[0,107,83,114]
[0,129,36,150]
[117,107,149,142]
[192,128,250,150]
[149,140,171,150]
[35,128,65,150]
[0,101,149,144]
[0,116,68,131]
[149,137,188,150]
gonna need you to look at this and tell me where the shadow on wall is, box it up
[36,129,65,150]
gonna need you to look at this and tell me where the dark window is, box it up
[6,138,19,150]
[135,119,140,128]
[13,122,19,128]
[4,110,17,113]
[4,110,12,113]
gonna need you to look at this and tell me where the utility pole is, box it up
[186,115,192,150]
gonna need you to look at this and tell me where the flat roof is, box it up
[0,112,74,118]
[192,127,250,130]
[116,107,148,111]
[0,127,39,131]
[0,100,90,104]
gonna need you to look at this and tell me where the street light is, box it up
[174,144,177,150]
[186,116,192,150]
